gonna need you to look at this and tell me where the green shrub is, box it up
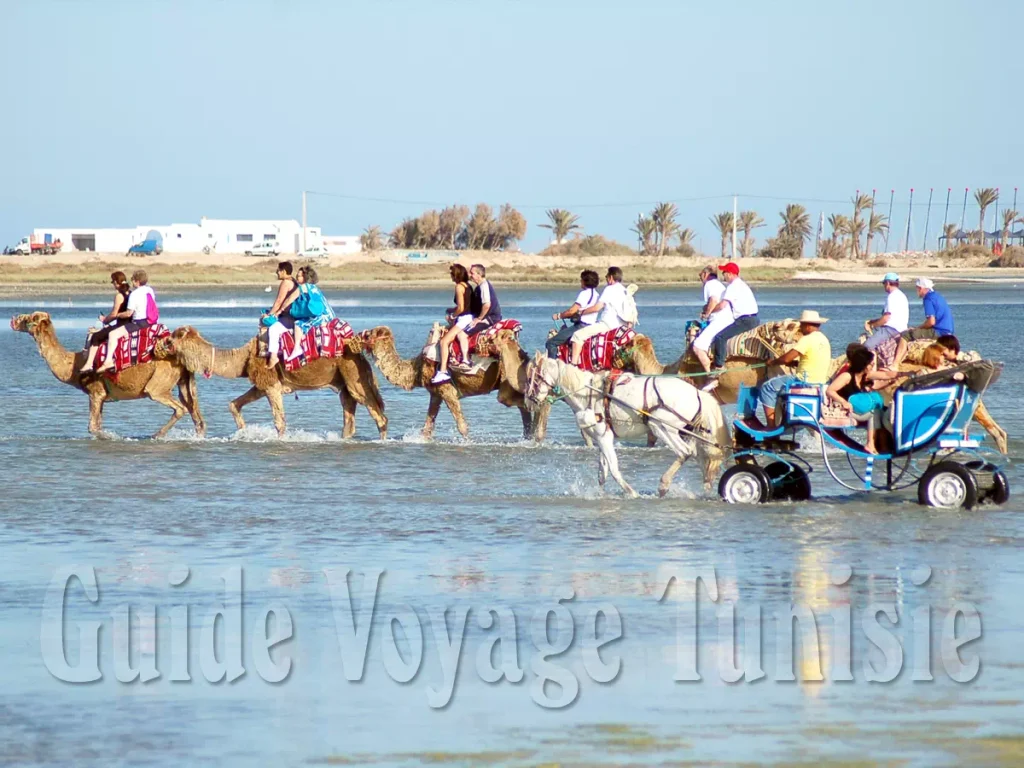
[540,235,636,258]
[989,245,1024,267]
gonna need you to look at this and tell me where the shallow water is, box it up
[1,283,1022,766]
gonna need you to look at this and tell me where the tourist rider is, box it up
[921,334,961,369]
[80,270,131,373]
[263,261,299,369]
[826,345,886,454]
[286,265,337,361]
[546,269,600,358]
[95,269,159,373]
[906,277,954,341]
[698,266,726,320]
[569,266,628,366]
[432,264,473,382]
[432,263,501,384]
[864,272,909,349]
[692,261,759,390]
[757,309,832,427]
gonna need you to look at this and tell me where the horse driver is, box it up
[692,261,760,391]
[432,263,502,384]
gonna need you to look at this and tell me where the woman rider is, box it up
[263,261,299,369]
[433,264,472,379]
[94,269,158,373]
[80,271,131,373]
[286,265,336,360]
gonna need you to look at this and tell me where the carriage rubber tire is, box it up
[763,461,812,502]
[964,460,1010,505]
[918,461,978,509]
[719,465,772,504]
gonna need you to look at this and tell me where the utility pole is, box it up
[959,188,968,231]
[922,188,933,252]
[941,188,951,249]
[905,188,914,251]
[883,189,895,251]
[301,190,307,253]
[732,195,738,259]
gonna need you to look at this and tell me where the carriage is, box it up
[720,360,1009,508]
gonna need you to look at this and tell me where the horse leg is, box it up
[439,384,469,438]
[597,430,637,498]
[423,391,442,439]
[973,401,1008,455]
[518,406,533,440]
[228,386,264,431]
[147,388,188,439]
[532,400,551,442]
[596,434,608,488]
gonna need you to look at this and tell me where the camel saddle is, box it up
[556,326,636,372]
[257,318,354,372]
[88,324,170,374]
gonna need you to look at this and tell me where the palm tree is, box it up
[942,222,958,251]
[737,211,764,259]
[538,208,581,245]
[651,202,679,257]
[1001,209,1018,246]
[710,212,735,259]
[974,188,998,245]
[828,214,849,246]
[778,204,812,257]
[863,212,889,260]
[850,194,873,259]
[631,214,657,256]
[677,227,696,248]
[360,225,383,251]
[846,217,866,259]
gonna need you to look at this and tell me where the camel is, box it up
[153,327,387,439]
[11,312,205,438]
[355,325,533,439]
[628,328,1010,455]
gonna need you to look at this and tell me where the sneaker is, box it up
[430,371,452,384]
[701,379,719,393]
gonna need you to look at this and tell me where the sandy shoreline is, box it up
[0,250,1018,296]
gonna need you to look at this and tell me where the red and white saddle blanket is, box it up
[89,324,170,374]
[262,319,354,372]
[557,326,636,372]
[448,319,522,365]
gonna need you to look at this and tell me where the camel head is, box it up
[473,328,513,357]
[153,326,210,374]
[357,326,394,352]
[10,312,51,336]
[426,322,444,346]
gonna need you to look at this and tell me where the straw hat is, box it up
[798,309,828,325]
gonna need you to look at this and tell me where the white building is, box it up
[31,218,324,254]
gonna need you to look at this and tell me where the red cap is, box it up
[719,262,740,275]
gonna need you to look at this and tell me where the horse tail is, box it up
[695,390,729,485]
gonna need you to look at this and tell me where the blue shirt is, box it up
[922,290,954,336]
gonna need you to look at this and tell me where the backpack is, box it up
[620,284,639,326]
[145,291,160,325]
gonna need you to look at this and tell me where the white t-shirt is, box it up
[723,277,758,317]
[574,288,599,326]
[703,278,726,305]
[597,281,628,328]
[127,286,155,321]
[883,288,909,332]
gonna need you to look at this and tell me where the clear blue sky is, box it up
[2,0,1021,253]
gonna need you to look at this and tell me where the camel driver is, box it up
[692,261,759,390]
[904,277,954,341]
[757,309,832,427]
[569,266,628,366]
[546,269,600,358]
[698,266,726,320]
[432,264,501,384]
[863,273,909,368]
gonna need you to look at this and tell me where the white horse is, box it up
[525,353,729,498]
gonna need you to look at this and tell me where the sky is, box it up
[2,0,1022,253]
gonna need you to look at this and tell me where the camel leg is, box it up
[973,401,1009,455]
[179,372,206,437]
[88,391,105,436]
[595,428,637,498]
[228,386,264,431]
[147,388,188,439]
[265,386,287,436]
[339,365,388,440]
[423,391,442,439]
[340,390,357,439]
[438,384,469,438]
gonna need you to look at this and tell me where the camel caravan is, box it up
[12,260,1008,499]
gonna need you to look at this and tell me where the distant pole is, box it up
[814,211,823,257]
[994,187,1000,238]
[1014,187,1019,213]
[867,188,876,258]
[959,187,968,231]
[301,190,307,252]
[905,188,914,251]
[883,189,895,251]
[941,188,951,248]
[732,195,738,259]
[922,188,933,252]
[637,212,642,254]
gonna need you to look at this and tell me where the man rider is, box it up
[431,264,502,384]
[569,266,628,366]
[546,269,600,358]
[692,262,759,390]
[905,277,954,341]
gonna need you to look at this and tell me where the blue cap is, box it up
[882,272,900,283]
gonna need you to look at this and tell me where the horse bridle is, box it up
[525,361,562,406]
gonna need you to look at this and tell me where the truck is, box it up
[13,234,63,255]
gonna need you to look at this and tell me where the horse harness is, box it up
[600,370,708,442]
